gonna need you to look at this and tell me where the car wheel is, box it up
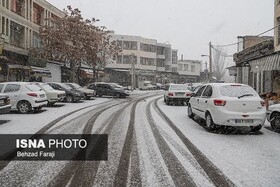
[166,98,170,105]
[34,106,42,113]
[115,93,121,98]
[250,125,262,132]
[86,96,91,100]
[17,101,31,114]
[66,95,74,103]
[47,102,55,106]
[164,97,166,103]
[270,112,280,132]
[187,105,194,119]
[205,113,216,130]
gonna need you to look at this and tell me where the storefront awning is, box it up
[249,53,280,73]
[30,66,52,78]
[7,64,30,70]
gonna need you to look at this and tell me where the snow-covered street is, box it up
[0,91,279,187]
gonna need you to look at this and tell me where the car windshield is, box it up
[25,84,42,91]
[70,83,81,89]
[219,85,258,97]
[170,84,188,90]
[41,84,55,91]
[61,83,73,90]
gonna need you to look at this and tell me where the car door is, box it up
[3,84,22,107]
[191,85,206,118]
[199,85,213,118]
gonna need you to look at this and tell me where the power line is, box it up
[211,45,233,57]
[212,25,277,47]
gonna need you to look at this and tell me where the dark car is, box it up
[87,82,129,98]
[47,82,82,103]
[0,93,11,114]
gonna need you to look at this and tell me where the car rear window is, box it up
[41,84,55,91]
[25,84,42,91]
[170,84,188,90]
[219,85,258,97]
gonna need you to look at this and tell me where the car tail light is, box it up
[168,92,174,96]
[5,98,10,104]
[260,101,266,107]
[186,93,192,96]
[27,93,38,97]
[213,99,226,106]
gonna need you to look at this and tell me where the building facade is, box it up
[0,0,64,82]
[177,59,201,83]
[106,34,180,86]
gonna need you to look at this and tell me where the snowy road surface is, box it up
[0,91,279,187]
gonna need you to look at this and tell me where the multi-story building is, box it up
[0,0,64,82]
[106,33,177,86]
[177,58,201,83]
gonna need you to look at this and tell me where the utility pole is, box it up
[209,42,212,82]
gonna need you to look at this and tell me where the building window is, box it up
[33,2,44,25]
[10,21,25,48]
[140,43,156,52]
[117,55,122,64]
[32,31,41,48]
[156,59,165,67]
[178,64,183,71]
[172,67,177,73]
[140,57,155,66]
[11,0,26,18]
[123,41,137,50]
[1,17,5,34]
[5,18,8,36]
[191,65,195,72]
[277,19,280,44]
[5,0,8,9]
[123,55,130,64]
[165,65,171,71]
[157,46,164,55]
[184,64,188,71]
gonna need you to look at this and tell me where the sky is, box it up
[46,0,274,67]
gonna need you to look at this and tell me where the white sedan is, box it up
[266,104,280,132]
[164,84,192,105]
[187,83,266,132]
[0,82,48,114]
[34,83,66,106]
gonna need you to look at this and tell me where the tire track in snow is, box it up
[0,99,117,171]
[146,98,197,187]
[153,97,236,187]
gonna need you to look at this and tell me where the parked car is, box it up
[138,81,154,90]
[87,82,129,98]
[33,83,66,106]
[0,93,11,114]
[47,82,82,103]
[65,83,95,100]
[0,82,47,114]
[109,83,130,94]
[164,84,192,105]
[186,82,205,91]
[188,83,266,131]
[155,83,165,90]
[266,104,280,132]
